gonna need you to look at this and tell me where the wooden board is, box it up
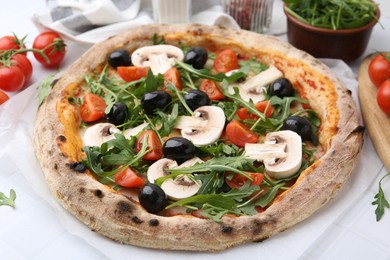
[358,53,390,171]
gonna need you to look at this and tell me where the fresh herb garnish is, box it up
[152,34,166,45]
[82,133,149,179]
[283,0,378,30]
[239,58,268,74]
[0,189,16,207]
[372,172,390,221]
[38,73,57,105]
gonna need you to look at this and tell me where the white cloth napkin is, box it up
[31,0,240,45]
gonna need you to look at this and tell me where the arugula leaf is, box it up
[196,142,242,158]
[167,194,236,210]
[82,133,149,177]
[255,183,285,207]
[0,189,16,207]
[176,60,245,83]
[155,103,179,137]
[152,34,166,45]
[372,172,390,221]
[239,58,268,74]
[38,74,56,105]
[220,82,266,122]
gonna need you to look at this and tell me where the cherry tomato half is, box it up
[377,80,390,116]
[236,101,273,120]
[164,67,182,90]
[213,49,239,73]
[368,53,390,87]
[117,66,148,82]
[79,93,107,122]
[0,65,25,92]
[11,54,32,84]
[0,36,25,54]
[114,166,145,188]
[225,172,264,189]
[199,79,224,100]
[135,130,163,161]
[33,31,66,68]
[225,120,258,147]
[0,89,10,105]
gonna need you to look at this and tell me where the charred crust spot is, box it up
[252,219,263,234]
[117,201,133,213]
[94,189,104,199]
[54,163,58,170]
[351,125,365,134]
[132,216,143,224]
[222,226,233,233]
[79,187,86,193]
[149,219,159,226]
[253,236,269,243]
[90,216,96,223]
[57,135,66,142]
[347,89,352,95]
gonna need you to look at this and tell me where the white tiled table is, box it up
[1,1,390,259]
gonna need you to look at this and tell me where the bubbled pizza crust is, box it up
[33,24,364,251]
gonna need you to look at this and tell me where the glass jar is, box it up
[153,0,192,24]
[223,0,274,33]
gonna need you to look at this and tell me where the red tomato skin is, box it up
[164,67,182,90]
[114,167,145,188]
[0,89,10,105]
[199,79,225,100]
[213,49,239,73]
[33,31,66,68]
[135,130,163,161]
[0,66,25,92]
[79,93,107,122]
[11,54,33,84]
[368,53,390,87]
[236,101,273,120]
[226,172,264,189]
[225,120,258,147]
[117,66,148,82]
[377,80,390,116]
[0,36,25,54]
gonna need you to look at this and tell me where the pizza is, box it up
[33,24,364,251]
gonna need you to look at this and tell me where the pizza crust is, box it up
[33,24,363,251]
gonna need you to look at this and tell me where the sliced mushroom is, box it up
[245,130,302,179]
[228,65,283,103]
[174,106,226,146]
[131,45,184,75]
[82,123,120,147]
[147,157,203,200]
[122,122,149,139]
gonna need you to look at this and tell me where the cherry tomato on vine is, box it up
[114,166,145,188]
[164,67,182,90]
[79,93,107,122]
[33,31,66,68]
[0,89,9,105]
[236,101,273,120]
[0,36,25,54]
[199,79,224,100]
[213,49,239,73]
[225,120,258,147]
[377,80,390,116]
[117,66,148,82]
[368,53,390,87]
[11,54,32,84]
[0,65,25,92]
[135,130,163,161]
[225,172,264,189]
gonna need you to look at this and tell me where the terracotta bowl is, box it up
[284,5,380,62]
